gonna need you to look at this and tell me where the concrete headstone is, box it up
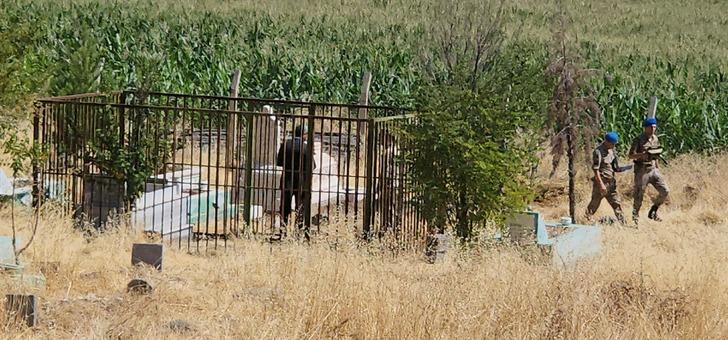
[251,105,281,167]
[0,170,12,196]
[425,233,451,264]
[131,243,163,270]
[505,212,538,246]
[5,294,37,327]
[0,236,16,263]
[0,236,22,270]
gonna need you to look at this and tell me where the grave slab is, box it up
[11,273,46,289]
[506,211,603,269]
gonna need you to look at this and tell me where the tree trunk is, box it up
[456,188,470,240]
[566,124,576,224]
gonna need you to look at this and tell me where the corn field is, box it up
[594,54,728,155]
[0,0,727,154]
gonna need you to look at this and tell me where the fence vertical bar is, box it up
[243,113,254,228]
[305,105,316,235]
[118,92,127,213]
[362,118,375,240]
[32,103,42,207]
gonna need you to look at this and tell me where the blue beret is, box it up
[605,131,619,143]
[644,117,657,127]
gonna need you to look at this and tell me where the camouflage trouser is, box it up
[633,166,670,216]
[586,177,624,223]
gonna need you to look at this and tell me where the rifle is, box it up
[646,147,669,165]
[616,164,633,172]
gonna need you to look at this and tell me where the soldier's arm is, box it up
[613,153,632,172]
[628,138,647,161]
[592,149,605,188]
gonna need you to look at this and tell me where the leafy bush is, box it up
[405,44,551,240]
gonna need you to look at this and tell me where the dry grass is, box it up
[1,154,728,339]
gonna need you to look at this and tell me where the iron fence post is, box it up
[243,113,254,229]
[31,102,42,207]
[305,105,315,235]
[363,118,376,240]
[118,92,129,211]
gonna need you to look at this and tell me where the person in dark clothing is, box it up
[275,124,316,240]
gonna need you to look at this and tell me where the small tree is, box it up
[407,1,549,241]
[407,87,541,240]
[1,121,45,265]
[0,21,48,264]
[546,2,602,223]
[60,51,172,211]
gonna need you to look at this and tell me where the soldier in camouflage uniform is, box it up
[586,131,627,224]
[628,117,670,223]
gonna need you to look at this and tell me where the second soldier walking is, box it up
[586,131,629,225]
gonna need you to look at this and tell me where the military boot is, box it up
[632,210,640,226]
[648,205,662,222]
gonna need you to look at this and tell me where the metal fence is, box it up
[33,90,427,251]
[364,114,426,249]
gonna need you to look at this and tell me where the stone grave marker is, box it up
[252,105,281,167]
[127,278,154,295]
[167,319,194,333]
[247,105,283,212]
[0,236,22,271]
[131,243,163,271]
[5,294,37,327]
[425,233,451,264]
[505,212,538,246]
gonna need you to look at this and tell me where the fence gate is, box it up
[33,91,426,251]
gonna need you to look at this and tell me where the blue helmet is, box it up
[605,131,619,144]
[643,117,657,127]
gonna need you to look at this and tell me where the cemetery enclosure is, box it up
[32,91,426,250]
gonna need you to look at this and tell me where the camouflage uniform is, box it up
[630,133,670,220]
[586,143,624,223]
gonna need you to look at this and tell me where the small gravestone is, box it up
[127,278,154,295]
[167,319,193,333]
[5,294,37,327]
[251,106,281,167]
[505,212,538,246]
[0,236,21,270]
[425,233,451,264]
[131,243,163,271]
